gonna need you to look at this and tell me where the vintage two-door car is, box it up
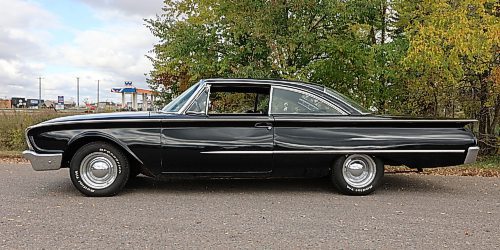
[23,79,479,196]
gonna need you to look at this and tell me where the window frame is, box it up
[185,84,210,115]
[184,83,272,116]
[269,86,348,116]
[163,82,202,114]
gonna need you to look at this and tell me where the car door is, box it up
[161,83,274,174]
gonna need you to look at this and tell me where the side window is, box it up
[208,87,270,115]
[187,87,208,113]
[270,88,343,115]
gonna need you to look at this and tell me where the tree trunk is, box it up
[478,73,491,153]
[381,0,387,45]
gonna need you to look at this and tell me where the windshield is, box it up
[324,87,371,114]
[162,82,201,112]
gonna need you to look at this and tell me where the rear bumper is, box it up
[464,146,480,164]
[22,150,62,171]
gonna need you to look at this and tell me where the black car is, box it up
[23,79,479,196]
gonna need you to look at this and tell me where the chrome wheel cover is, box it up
[80,152,118,189]
[342,154,376,188]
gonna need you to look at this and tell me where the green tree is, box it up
[400,0,499,153]
[146,0,405,109]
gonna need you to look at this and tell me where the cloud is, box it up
[0,0,57,99]
[79,0,164,18]
[0,0,57,29]
[55,25,155,77]
[0,0,163,104]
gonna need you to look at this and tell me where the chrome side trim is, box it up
[161,171,272,174]
[463,146,480,164]
[23,150,62,171]
[201,149,465,154]
[273,118,477,123]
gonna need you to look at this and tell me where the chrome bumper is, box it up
[463,146,480,164]
[22,150,62,171]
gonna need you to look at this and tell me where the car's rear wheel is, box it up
[70,142,129,197]
[331,154,383,195]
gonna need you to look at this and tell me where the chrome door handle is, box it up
[255,122,273,130]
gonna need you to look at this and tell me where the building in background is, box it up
[111,81,157,111]
[0,99,10,108]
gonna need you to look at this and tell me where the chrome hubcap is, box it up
[342,154,376,188]
[80,152,118,189]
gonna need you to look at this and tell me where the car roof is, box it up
[203,78,325,92]
[202,78,366,115]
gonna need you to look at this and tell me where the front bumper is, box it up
[464,146,480,164]
[22,150,62,171]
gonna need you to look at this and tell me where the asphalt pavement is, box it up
[1,162,499,249]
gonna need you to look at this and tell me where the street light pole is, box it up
[76,77,80,110]
[38,76,42,109]
[97,80,100,113]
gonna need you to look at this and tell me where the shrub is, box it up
[0,110,79,151]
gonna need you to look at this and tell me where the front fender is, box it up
[66,131,144,165]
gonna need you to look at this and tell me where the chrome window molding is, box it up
[205,79,353,111]
[267,86,274,115]
[269,86,348,115]
[184,84,210,115]
[205,84,211,115]
[177,80,206,114]
[196,82,273,117]
[185,79,352,116]
[322,86,370,115]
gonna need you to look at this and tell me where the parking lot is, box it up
[1,162,499,249]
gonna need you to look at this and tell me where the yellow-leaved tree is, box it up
[400,0,499,153]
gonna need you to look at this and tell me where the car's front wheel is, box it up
[70,142,130,197]
[331,154,384,195]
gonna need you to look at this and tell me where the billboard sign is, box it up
[11,97,26,108]
[58,96,64,104]
[27,99,44,108]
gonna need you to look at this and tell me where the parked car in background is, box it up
[23,79,479,196]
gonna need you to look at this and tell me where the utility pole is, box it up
[76,77,80,110]
[38,77,43,109]
[96,80,100,113]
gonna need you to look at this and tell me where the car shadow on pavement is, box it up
[380,173,454,194]
[124,176,335,194]
[119,173,452,195]
[36,173,452,196]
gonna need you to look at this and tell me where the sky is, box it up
[0,0,164,104]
